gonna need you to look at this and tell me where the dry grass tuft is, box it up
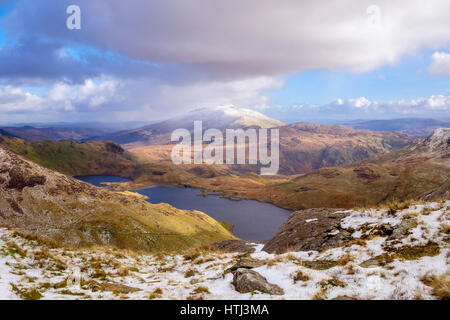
[192,286,210,295]
[319,276,347,289]
[292,270,310,283]
[184,268,197,278]
[421,274,450,300]
[149,287,163,299]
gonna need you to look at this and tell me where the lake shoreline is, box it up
[76,175,292,241]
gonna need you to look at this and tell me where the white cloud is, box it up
[108,76,284,121]
[0,76,283,122]
[0,86,44,112]
[428,52,450,76]
[284,95,450,120]
[0,77,121,116]
[47,78,122,110]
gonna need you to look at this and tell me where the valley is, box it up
[0,108,447,213]
[0,108,448,301]
[2,0,449,303]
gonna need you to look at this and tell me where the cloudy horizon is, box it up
[0,0,450,124]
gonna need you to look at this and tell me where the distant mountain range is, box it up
[1,106,424,177]
[0,111,448,212]
[343,118,450,136]
[0,126,112,142]
[2,111,446,144]
[0,122,152,143]
[94,105,417,175]
[112,127,450,211]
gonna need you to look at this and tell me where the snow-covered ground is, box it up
[0,200,448,300]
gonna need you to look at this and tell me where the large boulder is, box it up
[232,269,284,295]
[263,208,351,254]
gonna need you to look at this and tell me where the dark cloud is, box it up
[3,0,450,84]
[0,36,208,85]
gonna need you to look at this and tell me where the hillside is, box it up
[0,146,235,252]
[0,122,152,143]
[277,122,416,174]
[0,135,139,177]
[0,126,113,142]
[241,128,450,209]
[1,199,448,300]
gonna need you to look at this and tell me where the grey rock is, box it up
[389,218,418,240]
[359,254,392,268]
[230,257,265,270]
[232,268,284,295]
[263,208,351,254]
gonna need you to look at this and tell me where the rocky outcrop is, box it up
[232,269,284,295]
[263,208,351,254]
[213,240,259,253]
[421,128,450,154]
[421,179,450,201]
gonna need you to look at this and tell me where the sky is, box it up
[0,0,450,124]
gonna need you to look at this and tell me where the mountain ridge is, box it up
[343,118,450,136]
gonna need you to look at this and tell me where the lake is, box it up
[76,175,291,240]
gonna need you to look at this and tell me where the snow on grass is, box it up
[0,200,448,300]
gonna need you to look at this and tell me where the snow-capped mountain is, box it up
[87,105,285,145]
[187,105,286,129]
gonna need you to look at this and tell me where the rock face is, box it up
[263,208,351,254]
[421,128,450,154]
[232,269,284,295]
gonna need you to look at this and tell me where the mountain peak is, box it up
[187,105,285,129]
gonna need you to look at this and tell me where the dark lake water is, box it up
[76,175,291,240]
[74,175,131,186]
